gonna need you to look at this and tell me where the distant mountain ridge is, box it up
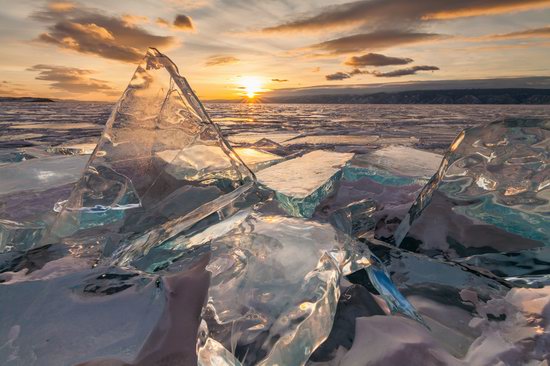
[0,97,55,103]
[264,88,550,104]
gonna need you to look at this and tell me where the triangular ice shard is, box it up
[47,48,254,244]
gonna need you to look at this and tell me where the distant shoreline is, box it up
[260,88,550,105]
[0,97,55,103]
[4,88,550,105]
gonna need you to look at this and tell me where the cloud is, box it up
[326,72,352,81]
[262,0,550,33]
[163,0,211,10]
[27,64,117,94]
[32,4,176,63]
[47,1,75,12]
[121,14,150,25]
[371,65,440,77]
[156,17,171,27]
[309,30,444,55]
[345,53,413,67]
[0,81,31,97]
[349,68,366,75]
[271,79,288,82]
[325,65,439,81]
[173,14,194,31]
[205,55,239,66]
[490,25,550,39]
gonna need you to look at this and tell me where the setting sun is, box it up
[240,76,264,99]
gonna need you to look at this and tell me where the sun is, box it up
[240,76,263,99]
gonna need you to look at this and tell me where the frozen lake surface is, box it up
[2,102,550,153]
[1,93,549,366]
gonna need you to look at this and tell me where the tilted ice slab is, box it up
[228,132,299,145]
[46,48,254,246]
[0,245,213,366]
[282,134,378,146]
[196,211,419,366]
[47,143,97,155]
[367,145,442,179]
[256,150,354,217]
[156,146,281,179]
[0,155,88,251]
[0,155,87,196]
[344,146,442,186]
[233,147,282,172]
[396,118,550,280]
[0,263,164,365]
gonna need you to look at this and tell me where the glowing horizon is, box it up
[0,0,549,102]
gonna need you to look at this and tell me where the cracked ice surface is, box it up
[1,48,550,366]
[0,49,404,366]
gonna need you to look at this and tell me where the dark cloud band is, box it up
[325,65,439,80]
[263,0,550,33]
[345,53,413,67]
[310,30,443,55]
[174,14,194,30]
[372,65,440,77]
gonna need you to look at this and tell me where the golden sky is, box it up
[0,0,549,101]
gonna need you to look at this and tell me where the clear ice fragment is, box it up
[256,150,354,217]
[343,146,442,186]
[196,211,419,366]
[47,48,254,245]
[0,155,88,196]
[0,155,88,251]
[156,147,281,179]
[199,212,345,366]
[396,118,550,270]
[0,265,164,365]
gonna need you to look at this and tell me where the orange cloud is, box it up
[262,0,550,33]
[156,17,170,27]
[205,55,239,66]
[27,64,117,95]
[489,26,550,39]
[0,81,32,97]
[121,14,150,25]
[427,2,550,19]
[33,4,176,63]
[47,1,75,12]
[70,22,114,40]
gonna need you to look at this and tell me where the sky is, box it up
[0,0,549,101]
